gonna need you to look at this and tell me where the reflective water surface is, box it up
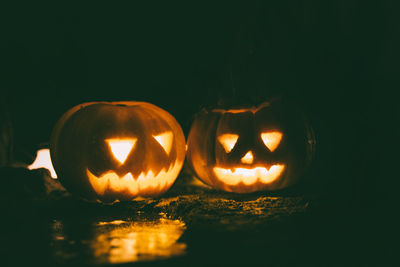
[51,216,186,264]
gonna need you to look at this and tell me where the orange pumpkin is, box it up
[187,99,315,193]
[50,102,186,202]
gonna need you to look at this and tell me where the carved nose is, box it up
[241,151,254,164]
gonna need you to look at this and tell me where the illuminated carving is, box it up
[218,134,239,153]
[213,165,285,185]
[153,131,173,155]
[106,138,137,164]
[241,151,254,164]
[87,161,182,199]
[261,131,282,152]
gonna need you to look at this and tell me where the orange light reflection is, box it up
[91,219,186,264]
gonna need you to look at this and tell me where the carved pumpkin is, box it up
[187,99,315,193]
[50,102,186,202]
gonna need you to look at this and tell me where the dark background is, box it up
[0,1,398,264]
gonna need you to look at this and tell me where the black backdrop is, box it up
[1,1,398,212]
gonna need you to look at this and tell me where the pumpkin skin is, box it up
[50,101,186,202]
[186,99,315,193]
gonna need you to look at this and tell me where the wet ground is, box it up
[0,167,395,266]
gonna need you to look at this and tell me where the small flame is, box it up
[28,148,57,179]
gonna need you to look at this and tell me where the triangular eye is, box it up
[261,131,282,152]
[106,138,137,164]
[218,134,239,153]
[153,131,173,155]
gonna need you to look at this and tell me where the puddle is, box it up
[51,216,186,264]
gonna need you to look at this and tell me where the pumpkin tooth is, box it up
[122,173,135,182]
[137,172,148,190]
[127,177,139,195]
[159,168,169,188]
[259,165,285,184]
[141,170,155,189]
[87,170,112,195]
[137,172,146,181]
[213,168,240,185]
[240,170,258,185]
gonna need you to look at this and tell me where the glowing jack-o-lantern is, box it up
[50,102,186,202]
[187,100,315,193]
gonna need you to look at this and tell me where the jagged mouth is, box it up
[86,161,182,198]
[213,164,285,186]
